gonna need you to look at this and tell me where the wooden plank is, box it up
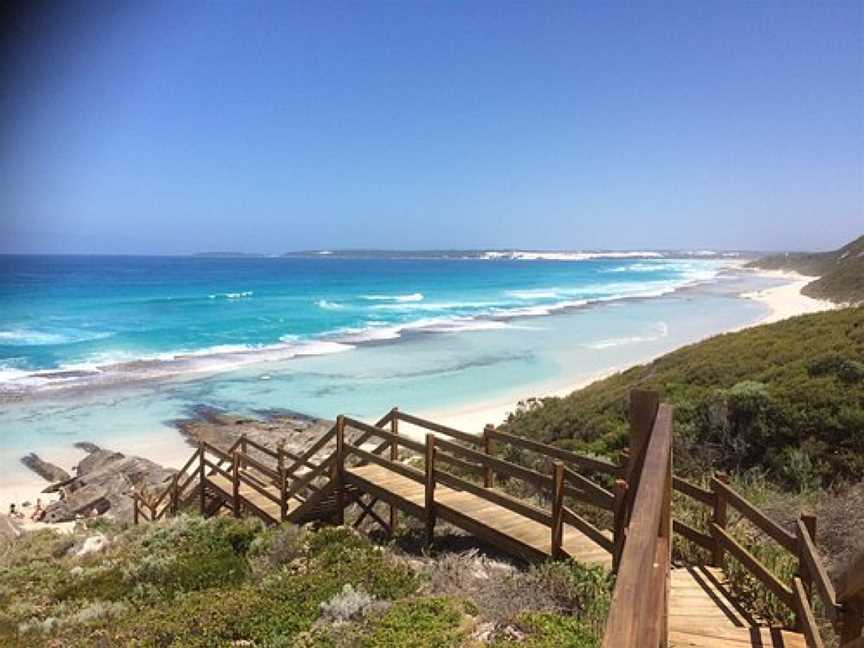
[285,424,336,476]
[793,577,825,648]
[712,478,797,554]
[710,522,795,610]
[396,411,482,446]
[434,470,552,526]
[674,476,716,507]
[487,428,621,476]
[603,400,671,648]
[674,519,715,551]
[562,506,613,553]
[551,463,564,558]
[796,519,839,619]
[563,466,615,510]
[435,436,552,490]
[345,445,424,484]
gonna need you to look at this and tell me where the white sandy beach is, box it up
[421,270,838,435]
[2,270,839,513]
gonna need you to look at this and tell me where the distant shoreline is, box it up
[419,269,837,435]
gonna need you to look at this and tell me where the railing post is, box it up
[711,472,729,567]
[483,424,495,489]
[240,434,247,455]
[389,408,399,535]
[797,513,817,631]
[198,442,206,514]
[133,493,139,524]
[612,479,628,572]
[334,415,345,525]
[280,467,287,522]
[232,451,241,518]
[424,433,437,547]
[551,462,565,559]
[625,390,660,525]
[170,479,179,515]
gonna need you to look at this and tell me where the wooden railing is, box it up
[602,392,673,648]
[338,411,617,554]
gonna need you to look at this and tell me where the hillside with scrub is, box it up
[747,234,864,304]
[503,306,864,490]
[0,517,610,647]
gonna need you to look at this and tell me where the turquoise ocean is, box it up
[0,252,781,492]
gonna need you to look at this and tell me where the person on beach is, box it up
[9,504,24,519]
[30,499,45,522]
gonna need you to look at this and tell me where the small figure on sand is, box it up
[30,498,46,522]
[8,503,24,519]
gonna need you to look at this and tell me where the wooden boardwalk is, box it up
[133,395,864,648]
[669,566,806,647]
[346,463,612,566]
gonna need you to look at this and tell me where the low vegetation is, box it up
[503,307,864,490]
[747,233,864,304]
[0,516,610,647]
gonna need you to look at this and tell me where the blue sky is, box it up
[1,1,861,254]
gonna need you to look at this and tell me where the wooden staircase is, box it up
[133,395,864,648]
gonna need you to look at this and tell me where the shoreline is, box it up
[4,270,838,513]
[420,270,838,434]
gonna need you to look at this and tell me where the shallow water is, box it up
[0,263,778,494]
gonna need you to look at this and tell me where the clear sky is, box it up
[1,1,861,255]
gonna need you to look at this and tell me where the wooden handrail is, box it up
[796,519,840,620]
[201,441,234,464]
[395,411,482,446]
[794,577,826,648]
[672,475,715,506]
[345,443,425,484]
[285,452,336,501]
[562,506,614,553]
[434,469,553,527]
[236,472,282,506]
[603,400,672,648]
[236,452,281,482]
[487,428,622,476]
[241,436,280,461]
[284,424,337,476]
[435,436,552,490]
[562,465,615,510]
[711,477,797,553]
[710,522,795,609]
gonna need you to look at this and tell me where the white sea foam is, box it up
[0,329,113,346]
[317,299,344,310]
[362,292,424,302]
[209,291,254,300]
[586,322,670,349]
[482,250,665,261]
[506,289,561,300]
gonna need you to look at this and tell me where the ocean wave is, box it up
[317,299,344,310]
[506,289,561,300]
[586,322,669,349]
[362,292,424,302]
[0,328,114,346]
[482,250,665,261]
[209,291,254,299]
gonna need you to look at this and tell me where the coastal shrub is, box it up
[502,307,864,488]
[492,611,601,648]
[319,583,382,623]
[357,597,472,648]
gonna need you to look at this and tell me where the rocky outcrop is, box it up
[20,453,71,484]
[40,448,175,523]
[174,405,334,464]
